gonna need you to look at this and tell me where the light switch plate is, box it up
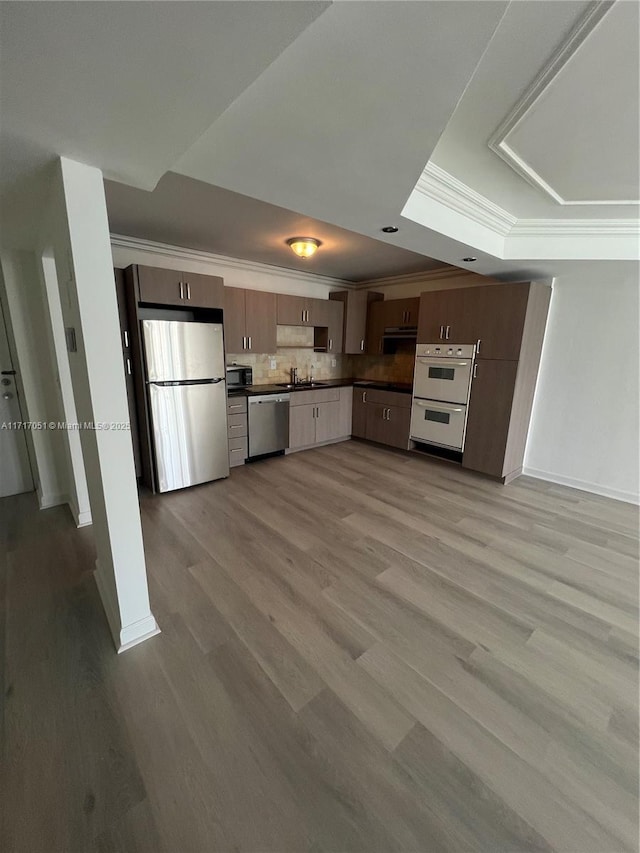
[270,358,276,369]
[331,358,337,367]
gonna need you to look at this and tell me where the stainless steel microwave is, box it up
[226,364,253,389]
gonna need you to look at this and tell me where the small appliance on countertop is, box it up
[226,363,253,391]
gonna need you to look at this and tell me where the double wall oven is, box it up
[410,343,476,451]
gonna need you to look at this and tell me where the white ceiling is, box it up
[1,0,638,281]
[105,173,447,282]
[0,1,328,194]
[429,0,640,218]
[497,0,639,205]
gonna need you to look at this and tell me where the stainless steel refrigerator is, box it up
[142,320,229,492]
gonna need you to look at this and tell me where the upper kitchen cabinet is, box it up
[134,264,223,309]
[329,290,383,354]
[366,300,387,355]
[277,294,313,326]
[365,296,420,355]
[417,288,467,344]
[314,299,344,354]
[418,282,534,360]
[224,287,277,354]
[461,284,531,361]
[383,297,420,328]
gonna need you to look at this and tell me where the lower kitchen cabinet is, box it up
[352,388,411,449]
[289,387,352,450]
[227,396,248,467]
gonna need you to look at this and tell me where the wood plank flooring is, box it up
[2,440,638,852]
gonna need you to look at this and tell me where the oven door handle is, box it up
[414,401,464,413]
[416,358,471,367]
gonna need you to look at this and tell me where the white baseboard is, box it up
[94,559,161,654]
[38,489,68,509]
[68,498,92,528]
[522,467,640,505]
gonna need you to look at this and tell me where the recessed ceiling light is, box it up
[462,257,477,263]
[381,226,399,233]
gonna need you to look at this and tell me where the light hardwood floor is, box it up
[2,440,639,852]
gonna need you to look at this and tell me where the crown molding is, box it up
[511,219,640,237]
[411,163,640,246]
[488,1,638,206]
[356,266,473,290]
[415,162,517,237]
[109,234,353,289]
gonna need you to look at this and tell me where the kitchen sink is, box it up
[276,381,328,389]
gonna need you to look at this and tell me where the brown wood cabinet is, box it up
[417,282,530,360]
[289,387,351,449]
[383,297,420,328]
[114,269,142,477]
[351,387,411,450]
[135,264,223,309]
[461,282,552,481]
[365,297,420,354]
[462,360,518,477]
[314,300,344,354]
[329,290,383,354]
[224,287,277,354]
[277,294,313,326]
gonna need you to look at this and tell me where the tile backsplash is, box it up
[228,324,415,386]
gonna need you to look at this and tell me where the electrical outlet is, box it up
[331,358,337,367]
[270,358,276,369]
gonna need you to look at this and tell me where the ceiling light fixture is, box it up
[287,237,321,259]
[462,257,477,263]
[381,226,399,233]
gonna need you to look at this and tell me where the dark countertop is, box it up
[229,378,413,398]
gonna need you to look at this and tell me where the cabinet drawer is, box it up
[227,396,247,415]
[359,388,411,409]
[228,436,248,467]
[289,387,340,406]
[227,413,247,438]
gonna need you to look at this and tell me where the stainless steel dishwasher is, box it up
[247,393,290,458]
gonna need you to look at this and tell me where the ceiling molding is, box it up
[110,234,353,289]
[412,163,640,244]
[416,162,517,236]
[355,266,473,290]
[488,1,639,206]
[511,219,640,237]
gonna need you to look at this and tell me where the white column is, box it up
[49,157,159,652]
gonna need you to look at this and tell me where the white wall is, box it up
[525,264,640,504]
[111,235,348,298]
[0,250,69,508]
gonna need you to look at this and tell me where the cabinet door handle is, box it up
[473,363,478,379]
[179,281,184,300]
[229,404,244,410]
[186,282,191,300]
[242,336,246,349]
[439,325,444,339]
[229,424,244,430]
[445,325,451,340]
[123,330,129,348]
[126,357,132,376]
[248,336,252,350]
[360,339,364,351]
[476,339,481,354]
[329,339,332,351]
[362,391,367,403]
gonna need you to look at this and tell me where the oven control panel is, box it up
[416,343,476,358]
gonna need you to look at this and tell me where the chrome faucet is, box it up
[290,366,298,385]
